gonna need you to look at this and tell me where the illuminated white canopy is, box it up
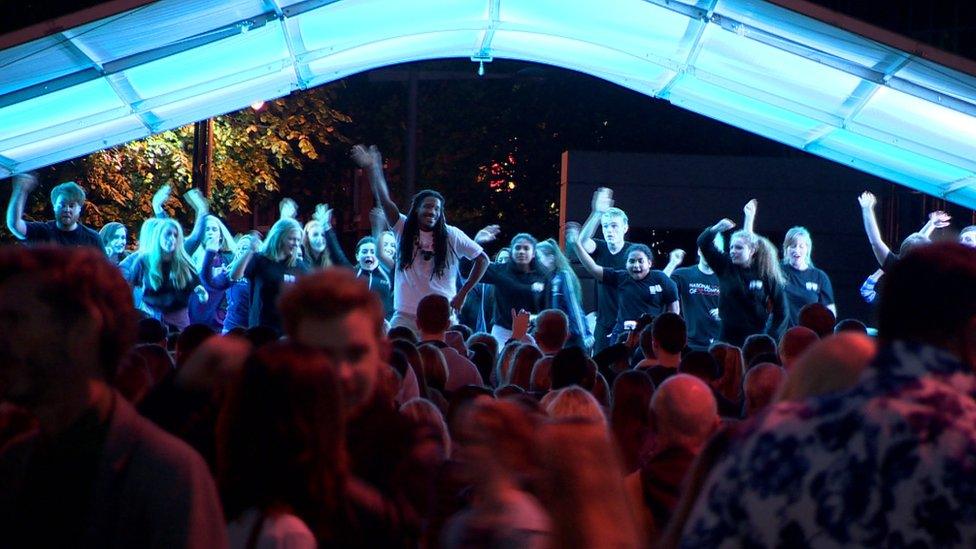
[1,0,975,206]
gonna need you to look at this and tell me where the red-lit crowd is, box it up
[1,146,975,548]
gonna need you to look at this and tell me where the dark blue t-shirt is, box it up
[601,269,678,333]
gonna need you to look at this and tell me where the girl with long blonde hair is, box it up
[124,217,208,330]
[536,239,592,350]
[230,218,309,332]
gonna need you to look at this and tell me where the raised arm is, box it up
[858,192,890,267]
[574,233,605,282]
[697,219,735,275]
[352,145,399,227]
[369,207,395,270]
[578,187,613,254]
[229,238,259,281]
[663,249,686,277]
[742,199,757,234]
[182,189,210,255]
[5,173,37,240]
[151,184,171,218]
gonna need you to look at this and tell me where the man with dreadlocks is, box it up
[352,144,489,334]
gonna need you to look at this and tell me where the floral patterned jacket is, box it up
[682,341,976,547]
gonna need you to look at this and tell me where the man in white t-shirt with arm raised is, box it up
[352,144,489,334]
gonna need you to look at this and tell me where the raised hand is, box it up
[715,218,736,232]
[743,199,757,218]
[475,224,501,244]
[591,187,614,213]
[152,184,172,214]
[11,173,38,194]
[928,210,951,229]
[858,191,876,209]
[511,308,531,341]
[193,285,209,304]
[669,249,686,265]
[184,188,210,215]
[351,144,382,170]
[313,203,332,227]
[279,197,297,220]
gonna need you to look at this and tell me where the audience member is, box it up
[610,370,655,473]
[708,343,744,407]
[741,333,776,368]
[508,344,543,390]
[0,247,226,547]
[797,302,836,338]
[778,326,819,370]
[777,332,877,402]
[679,351,739,418]
[682,242,976,546]
[417,294,484,391]
[628,375,719,544]
[544,387,606,425]
[834,318,868,334]
[741,363,785,417]
[638,313,686,387]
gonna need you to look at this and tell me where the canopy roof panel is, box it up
[1,0,974,206]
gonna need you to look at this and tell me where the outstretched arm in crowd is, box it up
[858,192,890,267]
[742,199,757,234]
[229,237,260,281]
[664,249,685,277]
[578,187,614,255]
[697,219,735,276]
[860,268,883,303]
[575,234,605,282]
[151,184,209,255]
[5,173,37,240]
[352,145,400,227]
[314,203,353,267]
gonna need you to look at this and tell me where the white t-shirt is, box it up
[393,214,483,315]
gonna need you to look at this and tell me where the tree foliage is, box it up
[78,87,350,230]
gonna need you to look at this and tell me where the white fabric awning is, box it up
[1,0,974,207]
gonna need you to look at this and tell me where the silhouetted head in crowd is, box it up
[777,333,876,402]
[138,317,169,346]
[834,318,868,334]
[650,374,720,453]
[418,344,448,394]
[610,369,654,431]
[507,344,542,389]
[416,294,451,339]
[175,323,216,367]
[467,342,494,386]
[638,324,656,361]
[115,353,152,404]
[550,346,595,390]
[679,350,720,382]
[278,269,388,417]
[387,325,418,344]
[535,417,640,548]
[217,341,347,535]
[392,339,428,398]
[450,324,472,341]
[244,325,279,348]
[401,397,451,462]
[545,386,606,425]
[709,342,744,404]
[453,398,538,487]
[878,242,976,365]
[742,334,776,368]
[960,226,976,248]
[743,363,785,417]
[529,356,553,393]
[798,303,835,338]
[534,309,569,355]
[494,384,525,399]
[653,312,687,359]
[132,343,175,384]
[593,343,631,375]
[467,332,498,363]
[779,326,819,370]
[898,232,929,256]
[0,247,137,415]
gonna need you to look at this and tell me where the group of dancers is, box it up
[6,148,976,353]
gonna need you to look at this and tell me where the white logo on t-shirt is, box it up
[805,282,819,292]
[649,285,663,294]
[283,274,296,284]
[749,280,764,291]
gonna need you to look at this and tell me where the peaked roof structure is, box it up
[1,0,975,207]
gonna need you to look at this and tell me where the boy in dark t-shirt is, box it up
[575,187,631,352]
[577,240,679,344]
[6,174,103,250]
[669,248,721,350]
